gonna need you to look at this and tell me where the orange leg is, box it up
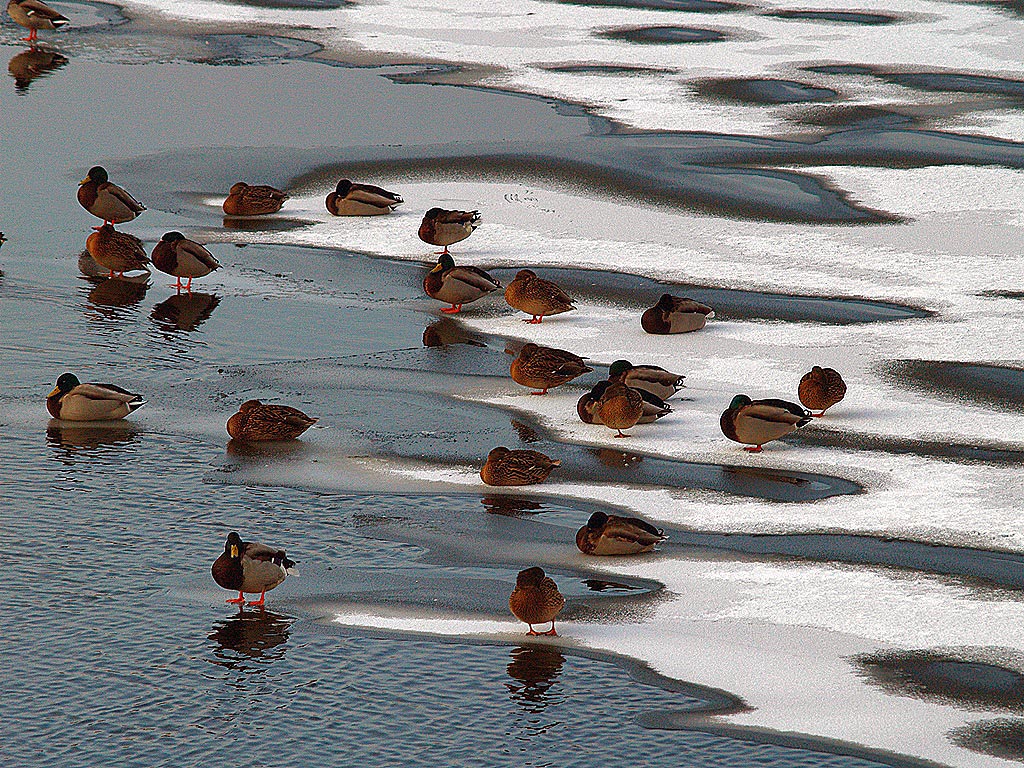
[614,430,631,438]
[226,591,245,604]
[434,247,450,255]
[812,411,825,418]
[524,315,543,324]
[185,277,194,293]
[743,445,763,453]
[246,591,267,607]
[530,389,549,396]
[542,622,558,636]
[440,304,463,314]
[22,29,38,42]
[526,624,540,636]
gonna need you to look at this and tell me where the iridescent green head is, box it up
[728,394,752,410]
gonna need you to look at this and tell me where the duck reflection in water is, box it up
[506,645,566,714]
[151,292,220,333]
[85,276,150,312]
[46,419,141,460]
[8,47,68,93]
[422,317,487,348]
[480,495,545,517]
[209,609,292,669]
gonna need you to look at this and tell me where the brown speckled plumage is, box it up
[798,366,847,416]
[608,360,684,400]
[510,343,592,395]
[595,382,644,437]
[504,269,575,323]
[223,182,288,216]
[509,566,565,636]
[577,380,669,425]
[480,447,560,486]
[85,224,149,277]
[226,399,317,442]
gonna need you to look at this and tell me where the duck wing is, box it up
[444,265,500,293]
[742,403,807,426]
[77,382,143,403]
[103,182,146,213]
[19,0,68,22]
[179,239,221,271]
[349,184,403,207]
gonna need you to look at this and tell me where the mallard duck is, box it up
[575,511,666,556]
[47,372,146,421]
[641,294,714,334]
[423,252,500,314]
[720,394,811,452]
[85,224,150,278]
[504,269,575,324]
[509,566,565,636]
[577,380,670,425]
[151,292,221,332]
[510,343,592,395]
[8,47,68,92]
[211,531,298,607]
[226,399,317,442]
[480,447,560,486]
[151,231,221,292]
[798,366,847,417]
[7,0,68,43]
[0,232,6,248]
[325,179,403,216]
[222,182,288,216]
[595,382,644,438]
[608,359,684,400]
[77,166,146,226]
[418,207,481,254]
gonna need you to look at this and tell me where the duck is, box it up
[8,46,68,92]
[575,511,667,556]
[509,566,565,636]
[0,232,5,248]
[595,382,644,438]
[47,372,146,421]
[641,294,714,334]
[720,394,811,452]
[222,182,288,216]
[226,399,318,442]
[798,366,847,417]
[325,179,403,216]
[504,269,575,324]
[480,447,560,486]
[608,359,684,400]
[85,224,150,278]
[423,252,500,314]
[151,231,221,293]
[577,380,670,425]
[418,207,481,254]
[7,0,68,43]
[510,343,593,395]
[77,166,146,226]
[211,531,298,607]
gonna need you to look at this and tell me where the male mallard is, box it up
[504,269,575,324]
[151,231,221,293]
[608,359,684,400]
[8,47,68,92]
[720,394,811,452]
[577,380,670,425]
[575,511,666,556]
[47,372,146,421]
[325,179,403,216]
[798,366,847,417]
[222,182,288,216]
[7,0,68,43]
[418,207,481,254]
[77,166,146,226]
[226,400,317,442]
[480,447,560,486]
[509,566,565,636]
[595,382,644,438]
[423,252,500,314]
[85,223,150,278]
[641,294,714,334]
[510,342,592,395]
[211,531,298,607]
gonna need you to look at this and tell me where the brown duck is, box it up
[226,400,318,442]
[418,207,481,254]
[509,566,565,636]
[211,531,298,607]
[720,395,811,452]
[423,252,501,313]
[77,166,146,226]
[85,224,150,278]
[7,0,68,43]
[595,382,644,438]
[577,380,670,425]
[151,231,221,293]
[504,269,575,324]
[608,359,684,400]
[641,294,714,334]
[575,511,667,556]
[222,182,288,216]
[798,366,847,417]
[325,179,403,216]
[480,447,560,486]
[510,343,592,395]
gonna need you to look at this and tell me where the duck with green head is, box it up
[47,372,146,421]
[211,532,298,607]
[608,359,685,400]
[423,252,500,314]
[77,166,146,227]
[720,394,811,452]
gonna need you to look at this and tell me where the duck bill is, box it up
[47,386,61,398]
[79,177,90,185]
[230,545,239,558]
[429,263,444,273]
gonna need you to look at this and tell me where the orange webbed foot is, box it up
[743,445,763,453]
[440,305,462,314]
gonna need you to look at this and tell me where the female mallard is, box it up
[798,366,847,417]
[575,511,666,556]
[226,400,317,442]
[720,394,811,452]
[423,252,500,314]
[510,343,592,395]
[151,231,221,293]
[509,566,565,636]
[608,359,684,400]
[641,294,714,334]
[504,269,575,324]
[595,382,644,438]
[480,447,560,486]
[85,224,150,278]
[47,372,146,421]
[8,47,68,92]
[325,179,403,216]
[418,207,481,254]
[578,380,670,425]
[211,531,298,607]
[7,0,68,43]
[222,182,288,216]
[77,166,146,226]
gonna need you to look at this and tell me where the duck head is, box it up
[728,394,752,410]
[431,253,456,273]
[586,511,608,530]
[224,531,244,560]
[516,566,546,589]
[81,166,108,186]
[49,372,80,398]
[608,360,633,381]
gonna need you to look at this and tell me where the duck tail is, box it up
[127,397,147,413]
